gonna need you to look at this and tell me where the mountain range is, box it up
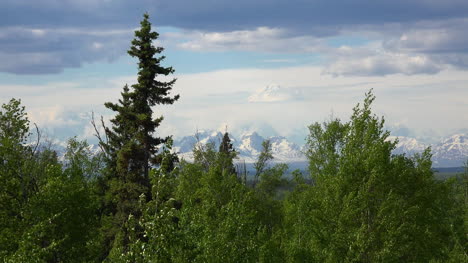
[389,134,468,167]
[175,130,306,164]
[52,131,467,168]
[174,131,468,168]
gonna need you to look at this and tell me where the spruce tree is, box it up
[100,13,179,257]
[218,132,237,175]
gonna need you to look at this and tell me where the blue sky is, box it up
[1,0,468,144]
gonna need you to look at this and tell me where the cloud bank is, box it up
[0,0,467,75]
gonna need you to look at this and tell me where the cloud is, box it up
[320,18,468,76]
[168,27,324,53]
[3,65,468,142]
[167,66,468,139]
[2,1,467,32]
[248,84,302,103]
[323,45,444,76]
[382,19,468,53]
[1,0,467,74]
[0,26,132,74]
[379,18,468,70]
[151,0,468,34]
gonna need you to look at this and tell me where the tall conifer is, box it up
[100,13,179,256]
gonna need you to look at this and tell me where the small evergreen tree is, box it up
[218,132,237,175]
[219,132,235,154]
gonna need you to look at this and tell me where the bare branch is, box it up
[91,111,109,156]
[31,123,41,155]
[101,115,109,146]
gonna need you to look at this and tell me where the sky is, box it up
[1,0,468,145]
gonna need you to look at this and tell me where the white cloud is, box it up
[166,27,325,53]
[161,18,468,77]
[157,66,468,140]
[3,65,468,142]
[324,47,443,76]
[382,18,468,54]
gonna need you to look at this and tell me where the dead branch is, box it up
[31,123,41,155]
[91,111,109,156]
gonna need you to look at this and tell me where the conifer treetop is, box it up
[128,13,179,107]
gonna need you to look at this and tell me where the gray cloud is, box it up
[2,1,467,32]
[166,27,325,53]
[380,18,468,70]
[1,0,467,74]
[323,45,444,76]
[0,27,132,74]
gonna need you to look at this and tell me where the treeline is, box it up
[1,14,466,262]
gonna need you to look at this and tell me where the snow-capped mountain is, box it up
[47,131,467,168]
[388,134,468,167]
[387,136,427,155]
[174,130,305,163]
[432,134,468,167]
[237,132,264,159]
[269,136,305,161]
[175,130,224,153]
[48,141,102,162]
[247,84,301,103]
[174,132,467,167]
[174,130,225,161]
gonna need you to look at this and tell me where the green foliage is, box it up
[0,98,36,259]
[284,90,464,262]
[193,141,218,171]
[254,139,274,187]
[10,159,98,262]
[442,159,468,261]
[171,139,284,262]
[177,166,264,262]
[64,137,105,179]
[257,163,289,198]
[0,101,100,262]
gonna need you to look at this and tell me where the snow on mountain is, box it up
[49,141,102,162]
[269,136,305,162]
[388,134,467,167]
[174,130,305,163]
[46,131,467,168]
[236,131,264,158]
[432,134,468,167]
[174,131,466,166]
[387,136,427,155]
[248,84,301,103]
[175,130,223,153]
[174,130,225,161]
